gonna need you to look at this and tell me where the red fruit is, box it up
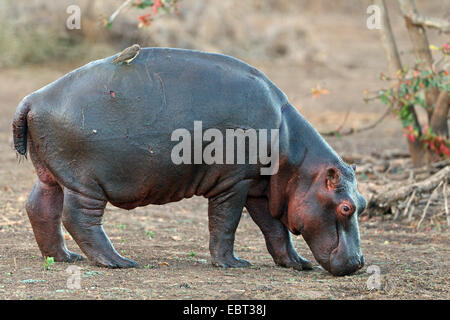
[439,144,450,156]
[444,147,450,156]
[443,43,450,54]
[152,0,162,14]
[137,13,152,26]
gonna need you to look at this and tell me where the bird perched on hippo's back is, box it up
[112,44,141,65]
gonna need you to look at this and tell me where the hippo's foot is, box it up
[212,256,252,268]
[92,254,137,269]
[53,250,84,263]
[272,243,313,271]
[62,188,138,269]
[276,252,313,271]
[244,197,314,272]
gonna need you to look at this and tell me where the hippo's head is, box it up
[270,157,366,276]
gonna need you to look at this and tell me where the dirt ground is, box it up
[0,9,449,299]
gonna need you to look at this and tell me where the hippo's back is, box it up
[23,48,288,202]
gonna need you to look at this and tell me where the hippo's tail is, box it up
[12,99,31,157]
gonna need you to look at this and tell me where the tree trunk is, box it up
[408,105,429,167]
[398,0,439,120]
[375,0,427,167]
[430,90,449,137]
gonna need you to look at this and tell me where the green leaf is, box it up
[137,0,154,9]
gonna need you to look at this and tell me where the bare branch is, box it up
[320,107,391,137]
[369,165,450,209]
[403,9,450,33]
[108,0,133,25]
[417,180,443,230]
[398,0,434,69]
[444,182,449,227]
[401,189,416,219]
[373,0,403,76]
[336,106,352,132]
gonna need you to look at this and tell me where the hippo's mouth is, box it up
[329,222,340,258]
[304,222,340,273]
[287,222,302,236]
[281,212,301,236]
[317,222,340,272]
[291,227,301,236]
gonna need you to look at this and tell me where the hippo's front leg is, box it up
[62,188,137,268]
[208,180,251,268]
[245,197,313,271]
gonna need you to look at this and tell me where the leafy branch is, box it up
[102,0,179,29]
[373,43,450,158]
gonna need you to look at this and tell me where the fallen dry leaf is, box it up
[311,86,330,98]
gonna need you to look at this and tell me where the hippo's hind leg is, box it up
[245,197,313,271]
[61,188,137,268]
[26,179,83,262]
[208,181,251,268]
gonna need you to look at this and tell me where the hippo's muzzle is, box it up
[328,222,364,276]
[329,247,364,276]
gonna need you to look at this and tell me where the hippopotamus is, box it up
[12,48,366,276]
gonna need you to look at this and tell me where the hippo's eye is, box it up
[337,202,355,217]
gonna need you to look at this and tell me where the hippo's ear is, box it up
[326,167,339,190]
[351,164,356,171]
